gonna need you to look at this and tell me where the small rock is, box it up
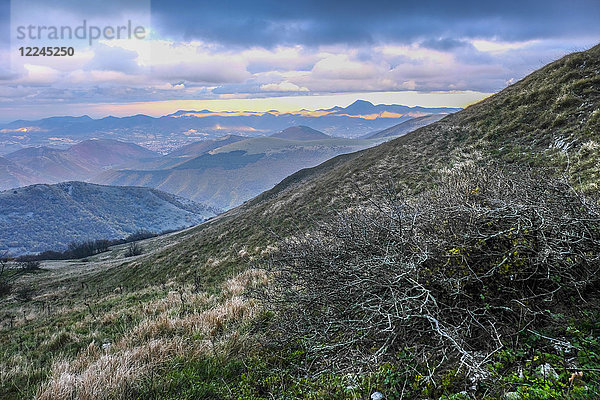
[536,363,559,380]
[371,392,384,400]
[102,342,112,350]
[503,392,520,400]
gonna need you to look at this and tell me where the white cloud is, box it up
[242,46,316,71]
[471,39,538,54]
[260,81,309,92]
[68,69,145,85]
[311,54,384,80]
[154,83,185,90]
[19,64,61,85]
[151,61,249,84]
[378,44,454,64]
[101,39,250,84]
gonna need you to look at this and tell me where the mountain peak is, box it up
[339,100,377,115]
[270,126,331,141]
[348,99,374,107]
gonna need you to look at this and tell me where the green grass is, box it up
[132,322,600,400]
[485,314,600,399]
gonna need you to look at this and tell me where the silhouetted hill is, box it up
[0,182,219,255]
[270,126,330,140]
[0,103,460,152]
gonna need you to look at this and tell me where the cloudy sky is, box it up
[0,0,599,121]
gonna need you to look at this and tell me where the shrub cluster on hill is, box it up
[260,164,600,396]
[9,230,159,262]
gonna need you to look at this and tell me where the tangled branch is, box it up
[257,164,600,378]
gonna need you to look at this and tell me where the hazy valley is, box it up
[0,112,446,212]
[0,100,458,154]
[91,126,382,209]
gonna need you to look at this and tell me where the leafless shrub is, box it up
[124,242,143,257]
[259,164,600,377]
[18,259,42,271]
[0,253,11,296]
[0,252,41,297]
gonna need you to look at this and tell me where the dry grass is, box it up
[37,338,186,400]
[35,269,267,400]
[223,268,268,296]
[0,353,38,387]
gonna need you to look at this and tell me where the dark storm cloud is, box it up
[1,0,9,70]
[420,38,471,51]
[9,0,148,17]
[150,0,600,47]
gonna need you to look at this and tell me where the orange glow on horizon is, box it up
[2,91,492,122]
[111,92,486,117]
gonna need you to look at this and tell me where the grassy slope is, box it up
[365,113,445,139]
[1,44,599,399]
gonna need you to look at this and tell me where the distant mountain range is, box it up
[92,126,378,210]
[0,127,386,209]
[0,181,219,255]
[0,100,459,154]
[0,118,447,209]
